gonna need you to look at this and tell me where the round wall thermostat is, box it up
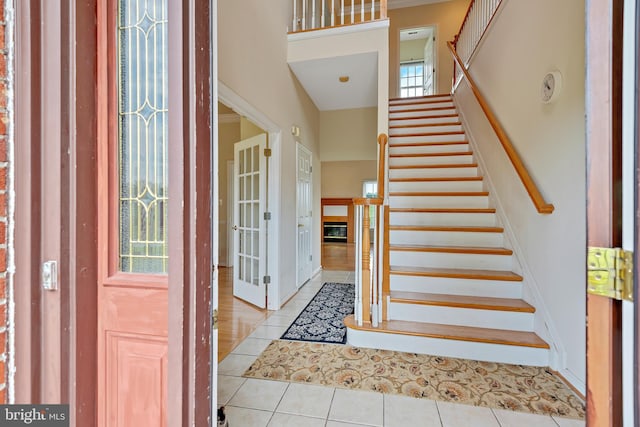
[541,71,562,104]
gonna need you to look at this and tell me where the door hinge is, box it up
[264,148,272,157]
[587,247,634,302]
[310,166,313,173]
[263,275,271,284]
[309,254,312,261]
[264,212,271,220]
[212,309,219,330]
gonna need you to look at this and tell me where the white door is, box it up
[423,33,435,95]
[233,134,267,307]
[296,143,313,287]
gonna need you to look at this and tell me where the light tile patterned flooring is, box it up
[218,270,585,427]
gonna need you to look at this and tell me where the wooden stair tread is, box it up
[390,244,512,255]
[390,265,523,282]
[389,163,478,169]
[389,208,496,213]
[390,106,456,114]
[389,141,468,147]
[390,291,534,313]
[389,191,489,197]
[390,94,452,102]
[390,114,459,121]
[344,316,549,349]
[390,131,465,137]
[390,225,503,233]
[390,151,473,158]
[390,177,482,182]
[389,121,461,129]
[389,99,453,107]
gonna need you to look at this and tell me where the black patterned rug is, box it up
[280,282,355,344]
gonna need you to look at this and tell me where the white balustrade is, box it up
[453,0,504,84]
[290,0,387,33]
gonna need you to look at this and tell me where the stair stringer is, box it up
[452,96,567,377]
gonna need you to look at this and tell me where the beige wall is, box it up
[320,107,378,162]
[389,0,469,96]
[240,117,267,140]
[453,0,585,390]
[321,161,377,198]
[400,38,426,62]
[219,0,321,306]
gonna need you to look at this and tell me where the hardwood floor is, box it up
[322,242,355,270]
[218,267,269,360]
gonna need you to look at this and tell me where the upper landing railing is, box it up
[290,0,387,33]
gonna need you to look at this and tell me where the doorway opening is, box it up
[399,26,436,97]
[216,83,283,362]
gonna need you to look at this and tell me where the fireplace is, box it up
[323,222,348,243]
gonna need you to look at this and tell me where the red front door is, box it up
[97,1,170,425]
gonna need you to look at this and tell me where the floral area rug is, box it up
[280,282,354,344]
[244,340,585,420]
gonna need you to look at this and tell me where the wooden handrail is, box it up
[353,197,383,206]
[377,133,388,200]
[447,41,554,214]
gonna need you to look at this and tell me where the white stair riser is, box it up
[389,302,534,332]
[389,274,522,298]
[389,166,478,179]
[390,96,452,105]
[389,134,467,144]
[389,143,470,155]
[389,211,496,226]
[389,155,474,167]
[389,116,459,126]
[389,180,483,192]
[389,101,454,111]
[389,108,457,119]
[389,230,503,247]
[346,328,549,366]
[389,195,490,208]
[390,250,512,271]
[389,124,463,135]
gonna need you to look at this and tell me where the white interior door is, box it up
[296,143,313,287]
[233,134,267,307]
[423,33,435,95]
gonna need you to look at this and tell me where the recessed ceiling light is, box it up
[339,76,349,83]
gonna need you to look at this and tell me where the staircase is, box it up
[345,95,550,366]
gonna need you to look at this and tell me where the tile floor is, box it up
[217,270,585,427]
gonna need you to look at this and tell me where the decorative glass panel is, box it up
[118,0,169,273]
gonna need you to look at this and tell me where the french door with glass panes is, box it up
[233,134,268,308]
